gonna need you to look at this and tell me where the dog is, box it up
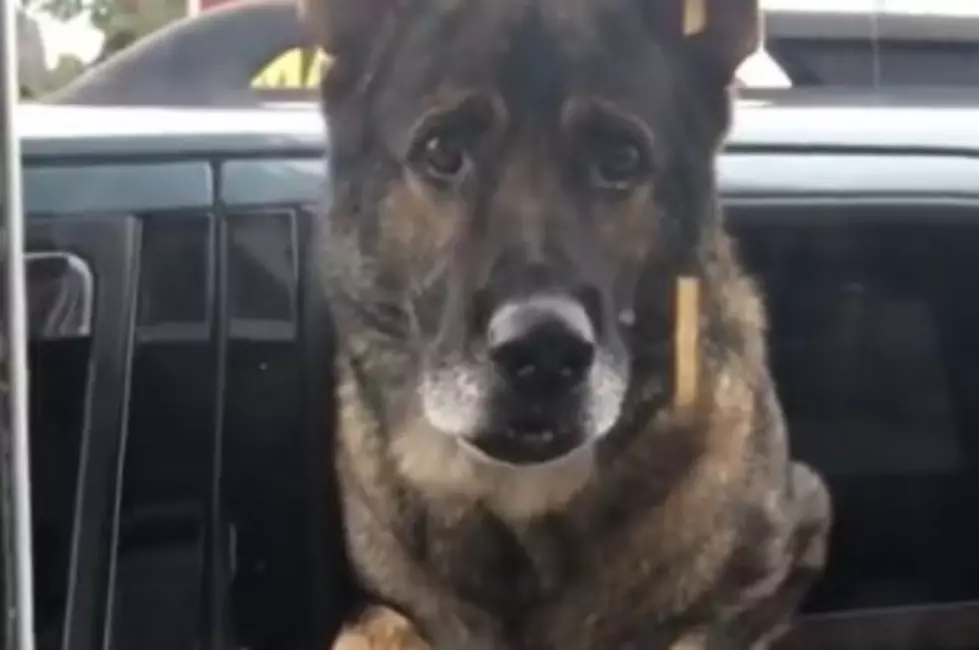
[303,0,832,648]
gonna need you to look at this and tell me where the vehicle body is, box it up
[6,94,979,650]
[762,2,979,90]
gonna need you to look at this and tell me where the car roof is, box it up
[19,92,979,159]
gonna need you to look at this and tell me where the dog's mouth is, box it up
[466,408,590,466]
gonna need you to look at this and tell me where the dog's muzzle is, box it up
[462,294,600,465]
[420,291,628,467]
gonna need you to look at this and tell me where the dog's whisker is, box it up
[403,297,422,338]
[414,255,452,296]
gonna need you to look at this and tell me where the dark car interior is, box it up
[7,192,979,650]
[735,204,979,611]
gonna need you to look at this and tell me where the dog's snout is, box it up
[487,296,596,394]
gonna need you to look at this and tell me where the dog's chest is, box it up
[413,509,702,649]
[407,488,743,650]
[413,508,581,624]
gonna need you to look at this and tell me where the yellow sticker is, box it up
[251,48,334,90]
[683,0,707,36]
[673,275,701,409]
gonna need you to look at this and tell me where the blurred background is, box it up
[17,0,188,98]
[14,0,979,106]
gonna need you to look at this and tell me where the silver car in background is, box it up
[762,0,979,89]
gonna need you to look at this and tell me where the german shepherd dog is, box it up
[302,0,831,648]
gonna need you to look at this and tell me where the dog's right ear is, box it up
[298,0,404,80]
[640,0,760,86]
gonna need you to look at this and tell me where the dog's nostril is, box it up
[490,324,595,392]
[486,296,596,393]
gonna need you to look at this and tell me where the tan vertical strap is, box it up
[683,0,707,36]
[673,276,701,409]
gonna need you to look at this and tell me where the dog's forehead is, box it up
[382,0,670,121]
[428,0,630,31]
[420,0,652,57]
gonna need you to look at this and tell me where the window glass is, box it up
[734,208,979,613]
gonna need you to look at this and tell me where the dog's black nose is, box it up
[487,295,595,395]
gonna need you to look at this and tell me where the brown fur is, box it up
[306,1,832,648]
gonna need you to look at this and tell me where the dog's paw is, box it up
[332,605,431,650]
[669,630,710,650]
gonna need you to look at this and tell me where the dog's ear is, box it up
[644,0,761,84]
[297,0,403,73]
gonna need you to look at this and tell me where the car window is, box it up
[731,202,979,616]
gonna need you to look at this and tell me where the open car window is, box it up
[732,200,979,648]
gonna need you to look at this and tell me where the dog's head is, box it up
[310,0,758,472]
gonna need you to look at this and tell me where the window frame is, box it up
[2,3,39,650]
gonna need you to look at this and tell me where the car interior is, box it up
[7,196,979,650]
[733,204,979,614]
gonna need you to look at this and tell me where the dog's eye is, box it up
[416,131,470,182]
[574,118,651,193]
[589,136,648,190]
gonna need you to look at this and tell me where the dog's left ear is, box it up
[297,0,404,76]
[644,0,761,85]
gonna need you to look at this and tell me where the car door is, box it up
[719,146,979,649]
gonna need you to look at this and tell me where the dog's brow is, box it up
[560,97,655,146]
[409,90,507,133]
